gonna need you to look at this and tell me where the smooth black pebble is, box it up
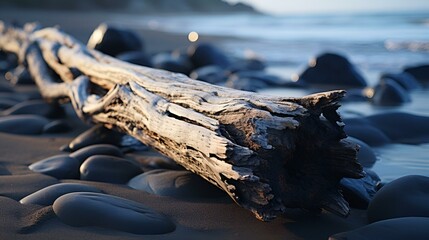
[0,115,50,135]
[188,43,230,68]
[20,183,102,206]
[29,155,80,179]
[66,124,125,151]
[371,79,411,106]
[70,144,124,164]
[128,169,225,199]
[87,23,143,57]
[53,192,175,234]
[298,52,367,88]
[80,155,142,184]
[367,175,429,223]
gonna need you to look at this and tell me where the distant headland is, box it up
[0,0,259,14]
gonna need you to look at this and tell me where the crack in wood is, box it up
[0,22,363,221]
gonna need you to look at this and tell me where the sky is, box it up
[225,0,429,15]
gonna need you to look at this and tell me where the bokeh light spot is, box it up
[188,31,199,42]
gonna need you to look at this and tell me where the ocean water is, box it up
[118,12,429,80]
[116,12,429,182]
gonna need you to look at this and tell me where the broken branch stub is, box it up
[0,22,363,221]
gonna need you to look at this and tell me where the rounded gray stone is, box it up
[128,169,225,199]
[29,154,80,179]
[20,183,102,206]
[0,115,49,135]
[70,144,124,164]
[53,192,175,234]
[80,155,142,184]
[368,175,429,223]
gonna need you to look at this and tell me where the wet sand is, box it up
[0,103,369,240]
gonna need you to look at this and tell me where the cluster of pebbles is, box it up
[21,133,223,235]
[1,23,429,238]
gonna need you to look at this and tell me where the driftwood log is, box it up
[0,22,363,221]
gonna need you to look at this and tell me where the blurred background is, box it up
[1,0,428,79]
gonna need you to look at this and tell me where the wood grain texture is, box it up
[0,22,363,221]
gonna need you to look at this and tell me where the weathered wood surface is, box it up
[0,22,363,221]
